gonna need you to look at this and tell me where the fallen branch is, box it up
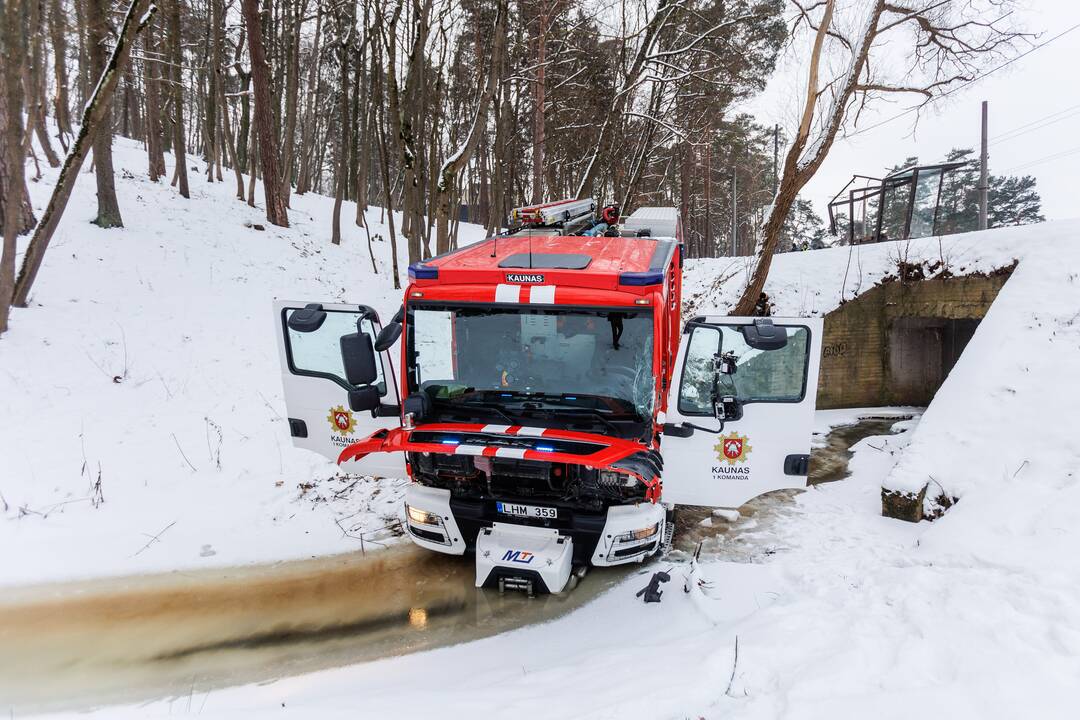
[172,433,198,472]
[725,635,740,697]
[134,520,176,556]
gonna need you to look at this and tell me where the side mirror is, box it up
[742,318,787,350]
[340,332,378,386]
[348,385,380,412]
[374,322,402,351]
[286,303,326,333]
[715,395,743,422]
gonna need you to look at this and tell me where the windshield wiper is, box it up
[452,399,519,426]
[513,395,625,436]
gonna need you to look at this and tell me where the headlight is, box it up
[617,522,660,543]
[406,504,441,526]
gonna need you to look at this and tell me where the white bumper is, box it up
[403,484,467,555]
[590,502,666,567]
[475,522,574,594]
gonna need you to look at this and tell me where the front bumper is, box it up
[403,485,467,555]
[404,484,664,568]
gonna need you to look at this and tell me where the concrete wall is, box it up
[816,273,1012,409]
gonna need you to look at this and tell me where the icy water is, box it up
[0,417,908,715]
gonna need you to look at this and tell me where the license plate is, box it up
[496,502,558,519]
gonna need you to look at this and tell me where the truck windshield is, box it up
[407,304,655,422]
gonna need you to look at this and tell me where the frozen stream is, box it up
[0,417,909,715]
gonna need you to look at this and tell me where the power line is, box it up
[990,103,1080,143]
[1000,145,1080,174]
[842,21,1080,141]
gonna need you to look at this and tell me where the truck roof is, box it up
[409,234,678,294]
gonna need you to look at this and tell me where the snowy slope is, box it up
[0,136,486,587]
[681,221,1080,318]
[885,232,1080,558]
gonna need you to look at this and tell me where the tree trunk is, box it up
[0,64,37,237]
[87,0,124,227]
[168,0,190,198]
[26,0,60,168]
[242,0,288,227]
[531,3,547,204]
[279,0,303,206]
[1,0,30,333]
[330,4,350,246]
[13,0,153,309]
[294,2,321,195]
[219,83,245,199]
[144,18,167,181]
[49,0,72,143]
[435,0,506,253]
[204,0,221,182]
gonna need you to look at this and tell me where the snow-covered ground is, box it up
[47,409,1074,720]
[0,136,485,586]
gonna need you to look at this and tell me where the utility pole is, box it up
[731,169,738,256]
[772,124,779,196]
[978,100,988,231]
[704,138,712,256]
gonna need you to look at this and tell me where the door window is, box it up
[717,325,809,402]
[284,309,386,393]
[678,323,810,415]
[678,325,721,415]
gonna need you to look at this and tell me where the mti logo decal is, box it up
[501,549,535,564]
[505,273,545,284]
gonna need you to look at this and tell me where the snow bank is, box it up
[682,221,1080,317]
[0,136,486,587]
[884,230,1080,569]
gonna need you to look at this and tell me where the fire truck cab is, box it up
[275,200,822,595]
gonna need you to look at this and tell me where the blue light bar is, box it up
[441,438,461,445]
[535,444,555,452]
[408,262,439,280]
[618,270,664,286]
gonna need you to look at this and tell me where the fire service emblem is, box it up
[715,432,752,465]
[328,406,357,435]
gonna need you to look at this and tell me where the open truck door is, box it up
[274,300,406,479]
[661,317,823,508]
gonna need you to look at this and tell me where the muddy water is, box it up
[0,546,640,714]
[0,417,907,715]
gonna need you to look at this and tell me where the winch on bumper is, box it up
[476,523,574,596]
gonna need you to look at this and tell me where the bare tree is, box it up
[1,0,31,334]
[143,14,167,181]
[241,0,288,226]
[168,0,189,198]
[49,0,73,145]
[12,0,154,311]
[434,0,507,254]
[731,0,1030,314]
[87,0,125,227]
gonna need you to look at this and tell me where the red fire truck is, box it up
[275,199,822,594]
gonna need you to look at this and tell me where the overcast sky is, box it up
[745,0,1080,223]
